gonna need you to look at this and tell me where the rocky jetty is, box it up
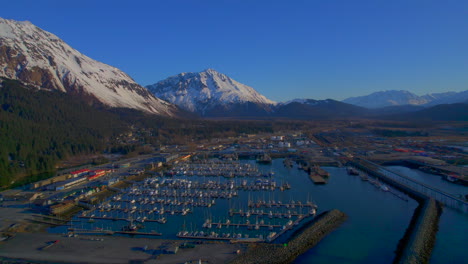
[394,199,442,264]
[230,209,347,264]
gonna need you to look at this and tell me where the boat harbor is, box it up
[61,159,319,243]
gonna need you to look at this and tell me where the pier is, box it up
[247,201,317,209]
[208,222,282,228]
[309,174,327,184]
[350,158,464,264]
[29,214,70,226]
[351,158,468,213]
[68,228,162,236]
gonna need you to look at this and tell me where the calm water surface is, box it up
[51,160,467,263]
[385,166,468,264]
[291,163,416,264]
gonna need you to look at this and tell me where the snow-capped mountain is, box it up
[0,18,177,116]
[423,91,468,106]
[146,69,276,116]
[342,90,467,109]
[342,90,430,108]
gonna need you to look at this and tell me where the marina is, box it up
[58,159,317,243]
[46,158,467,264]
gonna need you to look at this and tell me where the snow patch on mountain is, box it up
[0,17,176,116]
[344,90,430,108]
[343,90,468,108]
[146,69,276,114]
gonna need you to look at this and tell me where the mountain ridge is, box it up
[0,17,178,116]
[146,69,275,116]
[342,89,467,108]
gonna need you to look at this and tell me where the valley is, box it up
[0,119,466,263]
[0,12,467,264]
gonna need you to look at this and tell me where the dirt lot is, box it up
[0,233,243,264]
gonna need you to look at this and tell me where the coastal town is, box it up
[0,122,466,263]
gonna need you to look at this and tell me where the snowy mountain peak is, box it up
[343,89,468,109]
[146,69,276,115]
[0,17,177,116]
[343,90,428,108]
[203,68,218,74]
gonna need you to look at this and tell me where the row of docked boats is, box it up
[347,166,409,201]
[166,160,275,177]
[74,158,316,242]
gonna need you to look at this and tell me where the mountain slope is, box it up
[386,103,468,121]
[275,99,368,119]
[0,77,132,187]
[146,69,276,117]
[424,90,468,107]
[0,17,177,116]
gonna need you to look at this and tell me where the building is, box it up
[70,169,90,178]
[105,178,120,186]
[271,136,285,141]
[119,163,131,168]
[49,200,75,215]
[46,176,87,191]
[30,174,71,189]
[154,154,179,163]
[87,169,108,181]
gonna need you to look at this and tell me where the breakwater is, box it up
[229,209,347,264]
[349,159,444,264]
[350,159,426,202]
[394,199,442,264]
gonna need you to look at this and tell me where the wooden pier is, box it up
[78,215,167,223]
[29,214,69,226]
[68,228,162,236]
[177,235,236,241]
[208,222,282,228]
[248,202,317,209]
[115,230,162,236]
[229,211,310,218]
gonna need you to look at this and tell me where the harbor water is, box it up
[50,160,467,263]
[385,166,468,264]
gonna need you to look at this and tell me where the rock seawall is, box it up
[393,199,442,264]
[230,209,347,264]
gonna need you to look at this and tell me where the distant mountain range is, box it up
[387,103,468,121]
[0,17,466,121]
[146,69,467,121]
[0,18,178,116]
[145,69,368,119]
[342,90,468,108]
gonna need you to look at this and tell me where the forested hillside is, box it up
[0,78,129,187]
[0,78,307,189]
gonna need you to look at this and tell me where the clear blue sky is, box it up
[1,0,467,101]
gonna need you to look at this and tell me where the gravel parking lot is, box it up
[0,233,242,264]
